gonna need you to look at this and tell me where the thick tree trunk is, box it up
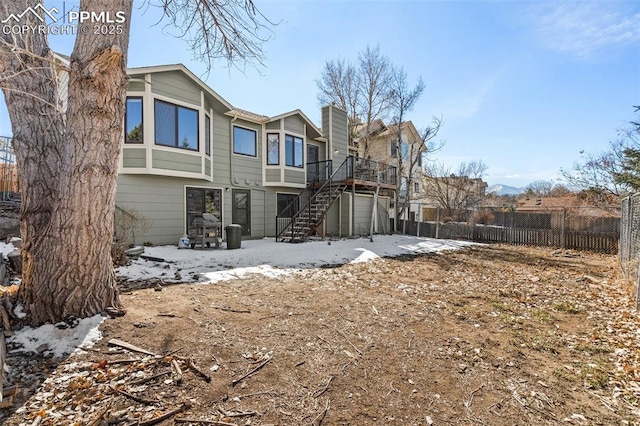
[0,0,132,325]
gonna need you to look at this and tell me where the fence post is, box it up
[435,207,440,239]
[560,208,567,249]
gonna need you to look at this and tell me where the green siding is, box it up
[212,112,231,184]
[152,149,201,173]
[283,169,305,185]
[151,71,200,106]
[128,80,145,92]
[122,148,146,168]
[266,120,280,130]
[205,160,211,176]
[322,106,348,166]
[340,192,351,236]
[232,120,262,185]
[284,115,304,134]
[265,169,280,182]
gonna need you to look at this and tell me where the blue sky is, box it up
[1,0,639,188]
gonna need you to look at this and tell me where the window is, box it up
[154,99,198,151]
[267,133,279,165]
[186,187,222,236]
[285,134,303,168]
[414,182,420,193]
[233,126,257,157]
[205,115,211,156]
[125,97,143,143]
[391,141,408,159]
[417,152,422,167]
[277,193,299,217]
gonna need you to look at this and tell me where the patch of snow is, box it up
[117,235,477,283]
[8,314,105,358]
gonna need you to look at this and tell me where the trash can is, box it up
[225,224,242,249]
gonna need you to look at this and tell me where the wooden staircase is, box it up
[278,182,347,242]
[276,158,350,243]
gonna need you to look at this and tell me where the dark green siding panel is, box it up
[284,115,304,134]
[283,169,305,185]
[152,149,201,173]
[265,169,280,182]
[266,120,280,130]
[122,148,146,168]
[151,71,200,106]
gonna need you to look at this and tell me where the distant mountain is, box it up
[487,184,523,196]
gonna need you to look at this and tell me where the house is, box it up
[116,64,397,245]
[352,119,425,222]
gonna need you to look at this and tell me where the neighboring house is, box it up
[117,64,397,245]
[353,120,425,222]
[418,174,488,220]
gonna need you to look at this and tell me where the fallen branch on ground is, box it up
[231,355,272,386]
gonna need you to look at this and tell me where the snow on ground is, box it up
[117,235,476,283]
[6,235,474,357]
[8,315,105,358]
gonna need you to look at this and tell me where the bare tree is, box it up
[560,140,630,204]
[315,45,392,155]
[561,107,640,202]
[0,0,274,326]
[315,58,360,143]
[423,161,488,219]
[356,45,392,157]
[386,66,424,231]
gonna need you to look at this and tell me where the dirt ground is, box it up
[2,244,639,425]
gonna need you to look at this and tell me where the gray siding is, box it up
[231,120,262,186]
[204,160,211,176]
[128,80,145,92]
[265,169,281,182]
[116,175,268,245]
[284,115,304,134]
[152,149,201,173]
[116,175,188,245]
[354,195,374,236]
[322,105,348,165]
[212,112,231,184]
[340,192,351,236]
[122,148,146,168]
[283,169,305,185]
[266,120,280,130]
[151,71,200,106]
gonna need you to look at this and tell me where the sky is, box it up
[0,0,638,188]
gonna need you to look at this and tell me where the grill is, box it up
[190,213,221,249]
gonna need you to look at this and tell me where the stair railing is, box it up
[276,157,352,241]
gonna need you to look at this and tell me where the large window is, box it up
[285,134,303,168]
[205,115,211,156]
[154,99,199,151]
[186,187,222,236]
[233,126,257,157]
[391,141,408,159]
[267,133,279,165]
[125,97,143,143]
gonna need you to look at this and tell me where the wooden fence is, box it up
[397,208,620,254]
